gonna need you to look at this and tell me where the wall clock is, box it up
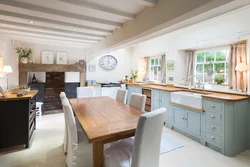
[99,55,117,70]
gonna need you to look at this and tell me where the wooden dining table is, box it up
[69,96,144,167]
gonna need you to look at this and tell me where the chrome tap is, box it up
[186,75,202,90]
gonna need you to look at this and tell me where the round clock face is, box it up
[99,55,117,70]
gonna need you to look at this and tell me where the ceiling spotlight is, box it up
[29,20,34,24]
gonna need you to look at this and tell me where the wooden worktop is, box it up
[0,90,38,101]
[127,83,249,101]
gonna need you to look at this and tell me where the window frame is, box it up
[149,56,162,82]
[194,47,229,85]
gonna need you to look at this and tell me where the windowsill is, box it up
[174,84,249,96]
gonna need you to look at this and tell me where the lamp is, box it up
[235,63,248,72]
[3,65,12,90]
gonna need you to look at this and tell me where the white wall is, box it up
[86,48,132,83]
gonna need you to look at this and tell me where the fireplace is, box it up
[44,72,65,111]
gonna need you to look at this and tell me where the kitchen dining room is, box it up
[0,0,250,167]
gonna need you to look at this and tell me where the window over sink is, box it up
[195,48,229,84]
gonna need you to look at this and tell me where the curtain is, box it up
[161,54,166,84]
[185,51,195,82]
[144,57,149,79]
[229,43,248,92]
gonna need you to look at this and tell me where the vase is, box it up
[21,57,28,64]
[132,78,136,83]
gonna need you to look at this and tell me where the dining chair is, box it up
[60,92,68,154]
[62,99,93,167]
[77,87,94,98]
[116,89,128,104]
[104,107,166,167]
[129,93,146,111]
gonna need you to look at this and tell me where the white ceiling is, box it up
[0,0,155,47]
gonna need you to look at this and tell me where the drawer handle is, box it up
[210,104,215,108]
[211,136,215,140]
[210,115,215,118]
[211,125,216,129]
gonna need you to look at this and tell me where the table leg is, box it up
[93,141,104,167]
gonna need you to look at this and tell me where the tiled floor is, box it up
[0,113,249,167]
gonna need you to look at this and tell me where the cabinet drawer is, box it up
[146,98,151,105]
[205,131,221,146]
[204,99,223,113]
[205,121,222,135]
[205,111,222,125]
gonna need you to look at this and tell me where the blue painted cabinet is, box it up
[126,85,142,104]
[171,106,186,130]
[151,90,160,110]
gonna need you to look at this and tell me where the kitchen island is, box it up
[0,90,38,149]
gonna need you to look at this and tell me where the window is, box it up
[195,48,229,84]
[150,57,162,81]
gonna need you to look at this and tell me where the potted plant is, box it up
[131,70,138,83]
[15,47,33,64]
[214,75,225,84]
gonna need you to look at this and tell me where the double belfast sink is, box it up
[170,91,203,110]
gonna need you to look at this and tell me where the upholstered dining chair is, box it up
[116,89,128,104]
[77,87,94,98]
[129,93,146,112]
[62,99,93,167]
[104,108,166,167]
[60,92,68,154]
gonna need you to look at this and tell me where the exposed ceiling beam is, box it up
[0,9,112,35]
[0,18,105,40]
[0,0,122,27]
[0,26,99,43]
[3,32,92,45]
[58,0,135,20]
[136,0,156,7]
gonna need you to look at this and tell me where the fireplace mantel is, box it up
[19,62,86,86]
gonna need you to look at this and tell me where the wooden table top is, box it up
[0,90,38,101]
[69,96,144,143]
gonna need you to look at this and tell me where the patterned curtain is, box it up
[185,51,195,82]
[161,54,166,83]
[229,43,248,92]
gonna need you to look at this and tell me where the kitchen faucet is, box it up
[186,75,202,90]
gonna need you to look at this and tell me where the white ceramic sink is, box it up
[171,91,203,109]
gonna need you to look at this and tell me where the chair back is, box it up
[62,100,78,144]
[129,93,146,111]
[77,87,94,98]
[116,89,128,104]
[60,92,66,100]
[131,108,166,167]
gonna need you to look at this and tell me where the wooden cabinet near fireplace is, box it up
[0,90,38,149]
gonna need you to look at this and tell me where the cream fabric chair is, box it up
[129,93,146,111]
[104,108,166,167]
[116,89,128,104]
[60,92,68,154]
[62,99,93,167]
[77,87,94,98]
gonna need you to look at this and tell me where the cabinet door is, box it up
[171,106,185,129]
[93,86,101,97]
[185,110,201,137]
[151,90,160,110]
[160,91,171,124]
[134,87,142,94]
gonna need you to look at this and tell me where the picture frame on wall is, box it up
[56,51,68,64]
[167,60,175,70]
[41,51,54,64]
[89,64,96,72]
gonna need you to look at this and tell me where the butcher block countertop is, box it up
[0,90,38,101]
[127,83,249,101]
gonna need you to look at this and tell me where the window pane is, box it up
[196,74,204,83]
[205,52,215,62]
[155,58,159,65]
[196,53,204,62]
[151,59,154,66]
[158,66,161,72]
[214,74,225,84]
[204,74,212,83]
[215,63,225,73]
[226,63,228,73]
[154,67,157,80]
[216,51,226,61]
[204,64,213,73]
[159,58,162,65]
[196,64,203,73]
